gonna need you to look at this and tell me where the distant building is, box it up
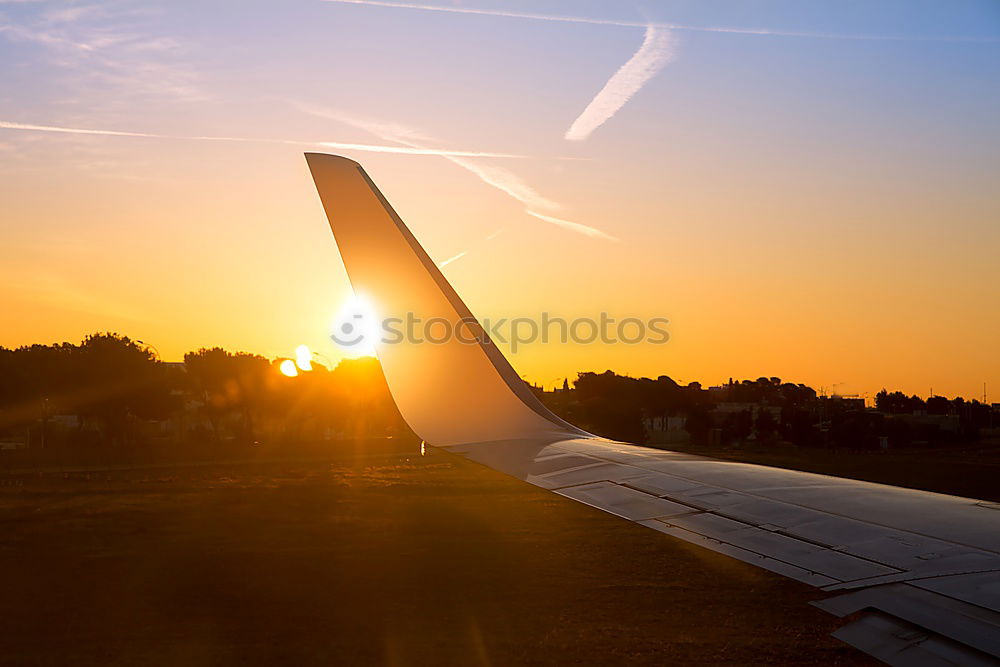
[827,396,866,411]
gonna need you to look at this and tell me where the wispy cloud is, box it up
[443,156,563,210]
[298,105,617,241]
[297,105,564,210]
[0,120,156,138]
[0,21,94,51]
[322,0,997,42]
[566,25,674,141]
[526,211,619,242]
[0,2,205,113]
[0,120,537,158]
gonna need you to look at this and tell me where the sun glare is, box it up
[330,293,379,358]
[295,344,313,371]
[279,359,298,377]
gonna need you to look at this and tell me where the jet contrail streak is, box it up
[295,107,564,210]
[0,121,156,138]
[437,228,504,269]
[526,210,619,242]
[438,251,466,268]
[296,106,619,241]
[316,141,527,158]
[0,120,534,159]
[565,25,673,142]
[322,0,997,42]
[443,155,562,210]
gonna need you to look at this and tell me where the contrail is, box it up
[296,106,563,210]
[438,251,466,268]
[443,155,562,210]
[322,0,997,42]
[565,25,673,142]
[298,106,618,241]
[438,229,504,269]
[0,120,534,159]
[0,120,156,138]
[526,210,619,242]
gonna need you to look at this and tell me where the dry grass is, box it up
[0,439,872,666]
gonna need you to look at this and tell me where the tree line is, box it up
[0,333,403,456]
[537,373,994,448]
[0,334,994,462]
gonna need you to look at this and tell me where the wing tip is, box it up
[304,152,362,171]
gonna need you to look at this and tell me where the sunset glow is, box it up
[1,0,997,399]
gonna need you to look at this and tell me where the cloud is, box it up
[297,105,563,210]
[565,25,674,141]
[299,107,617,240]
[0,22,94,51]
[526,210,619,242]
[0,2,205,110]
[322,0,997,42]
[442,156,562,210]
[0,120,156,138]
[315,142,526,159]
[0,119,536,158]
[299,106,617,240]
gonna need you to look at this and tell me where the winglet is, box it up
[306,153,589,446]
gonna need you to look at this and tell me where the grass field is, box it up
[0,438,873,666]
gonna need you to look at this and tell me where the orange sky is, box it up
[1,1,997,401]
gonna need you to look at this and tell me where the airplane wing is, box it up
[306,153,1000,666]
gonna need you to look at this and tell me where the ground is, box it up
[0,438,873,666]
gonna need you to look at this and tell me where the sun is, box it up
[330,292,379,358]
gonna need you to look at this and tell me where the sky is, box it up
[1,0,998,400]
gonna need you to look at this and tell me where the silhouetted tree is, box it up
[721,409,753,445]
[684,407,713,446]
[755,409,778,442]
[573,371,646,442]
[75,333,168,446]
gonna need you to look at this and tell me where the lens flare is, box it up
[295,344,313,371]
[330,293,379,357]
[279,359,299,377]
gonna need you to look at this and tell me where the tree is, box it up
[573,371,647,442]
[684,406,713,446]
[76,333,168,446]
[755,408,778,442]
[721,409,753,445]
[875,390,924,414]
[183,347,267,443]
